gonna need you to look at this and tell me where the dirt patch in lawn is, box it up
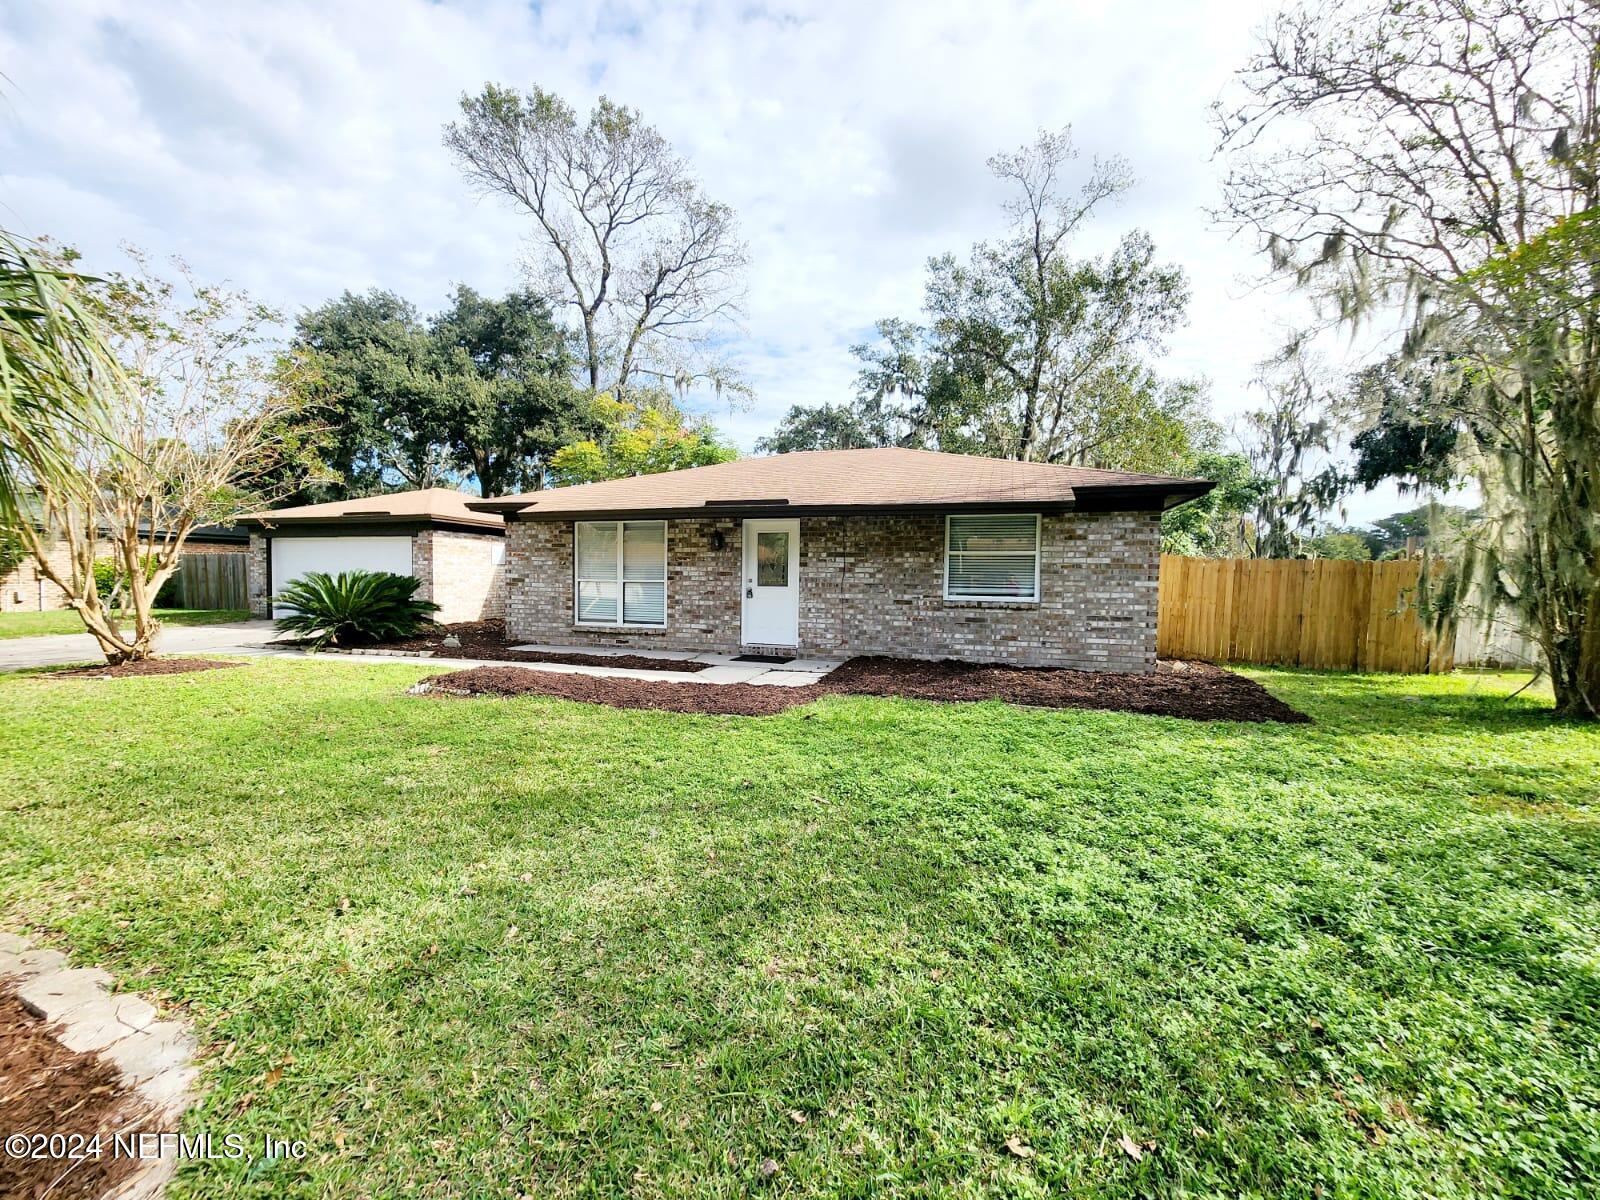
[46,657,242,679]
[369,619,710,673]
[0,989,153,1200]
[415,656,1310,723]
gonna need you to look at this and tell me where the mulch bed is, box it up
[368,620,710,673]
[414,656,1311,723]
[46,658,242,679]
[0,990,152,1200]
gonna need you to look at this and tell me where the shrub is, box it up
[273,570,440,649]
[93,555,183,607]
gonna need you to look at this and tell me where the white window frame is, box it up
[573,519,668,627]
[943,513,1041,603]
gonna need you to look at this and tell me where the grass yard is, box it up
[0,608,251,639]
[1,661,1596,1198]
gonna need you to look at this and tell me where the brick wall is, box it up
[247,533,270,617]
[414,529,505,624]
[504,511,1161,672]
[0,539,74,613]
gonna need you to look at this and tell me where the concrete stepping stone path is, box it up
[0,929,197,1198]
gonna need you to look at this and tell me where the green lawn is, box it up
[0,608,251,639]
[1,662,1595,1198]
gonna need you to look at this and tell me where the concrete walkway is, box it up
[329,643,844,686]
[0,619,290,672]
[0,620,846,685]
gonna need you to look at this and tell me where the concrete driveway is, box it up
[0,620,292,671]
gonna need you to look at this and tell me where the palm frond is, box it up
[273,569,440,648]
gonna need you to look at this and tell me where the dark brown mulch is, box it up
[0,990,153,1200]
[415,656,1311,723]
[370,619,710,673]
[46,658,242,679]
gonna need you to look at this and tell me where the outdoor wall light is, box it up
[710,531,727,551]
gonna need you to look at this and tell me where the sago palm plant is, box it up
[273,570,441,648]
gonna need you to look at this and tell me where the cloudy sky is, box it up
[0,0,1407,522]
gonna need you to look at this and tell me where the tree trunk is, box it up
[1554,582,1600,719]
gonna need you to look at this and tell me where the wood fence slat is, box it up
[177,552,248,611]
[1156,554,1447,674]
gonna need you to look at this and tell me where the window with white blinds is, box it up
[944,514,1040,601]
[575,520,667,625]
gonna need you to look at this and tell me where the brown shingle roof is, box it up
[241,487,503,531]
[469,448,1211,519]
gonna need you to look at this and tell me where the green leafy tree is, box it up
[283,290,441,500]
[1304,529,1374,560]
[1219,0,1600,716]
[761,131,1207,473]
[0,526,24,579]
[1160,452,1270,556]
[426,285,584,495]
[550,394,735,485]
[755,402,876,454]
[1347,355,1466,495]
[277,287,586,501]
[1365,503,1476,559]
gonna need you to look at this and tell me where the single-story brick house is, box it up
[240,488,505,624]
[467,448,1212,673]
[1,523,247,614]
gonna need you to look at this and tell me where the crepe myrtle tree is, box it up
[11,246,325,664]
[1217,0,1600,715]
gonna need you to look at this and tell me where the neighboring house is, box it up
[468,448,1212,673]
[240,488,505,624]
[0,523,248,614]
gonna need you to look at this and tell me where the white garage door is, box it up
[270,536,413,617]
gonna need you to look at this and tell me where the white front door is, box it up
[741,519,799,647]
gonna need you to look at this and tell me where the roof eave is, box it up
[498,488,1203,522]
[238,513,503,535]
[1070,481,1216,513]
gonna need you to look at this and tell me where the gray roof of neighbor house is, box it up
[176,523,248,544]
[468,448,1213,520]
[240,488,504,533]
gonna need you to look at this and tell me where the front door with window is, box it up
[741,519,799,647]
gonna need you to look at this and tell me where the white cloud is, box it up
[0,0,1406,521]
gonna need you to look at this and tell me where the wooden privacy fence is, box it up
[1157,555,1453,673]
[176,552,249,611]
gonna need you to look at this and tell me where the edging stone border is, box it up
[1,929,198,1198]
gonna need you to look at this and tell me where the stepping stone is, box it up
[17,966,114,1020]
[134,1062,199,1111]
[0,947,67,980]
[100,1020,197,1089]
[0,930,27,954]
[55,994,159,1053]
